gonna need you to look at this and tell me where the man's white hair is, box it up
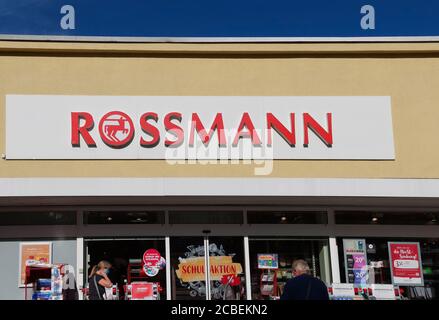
[292,259,310,274]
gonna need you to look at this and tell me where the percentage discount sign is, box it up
[354,256,364,264]
[352,254,367,269]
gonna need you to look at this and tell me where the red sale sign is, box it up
[388,242,423,286]
[143,249,161,268]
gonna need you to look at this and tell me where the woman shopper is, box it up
[88,260,113,300]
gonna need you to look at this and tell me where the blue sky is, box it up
[0,0,437,37]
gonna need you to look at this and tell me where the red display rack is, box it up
[127,262,149,284]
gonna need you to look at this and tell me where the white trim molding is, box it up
[1,35,439,43]
[2,178,439,198]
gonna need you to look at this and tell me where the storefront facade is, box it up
[1,40,439,300]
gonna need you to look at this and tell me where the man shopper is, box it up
[280,259,329,300]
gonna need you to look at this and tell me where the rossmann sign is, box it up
[5,95,394,160]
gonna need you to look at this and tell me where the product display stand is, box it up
[259,269,278,299]
[24,264,65,300]
[125,259,162,300]
[127,260,149,283]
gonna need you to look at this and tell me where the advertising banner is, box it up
[175,256,243,282]
[142,249,165,277]
[257,254,279,269]
[388,242,423,286]
[343,239,368,285]
[130,282,156,300]
[19,242,52,287]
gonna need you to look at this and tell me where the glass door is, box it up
[170,237,206,300]
[207,237,247,300]
[170,236,247,300]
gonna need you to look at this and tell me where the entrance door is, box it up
[170,236,206,300]
[207,236,246,300]
[170,236,247,300]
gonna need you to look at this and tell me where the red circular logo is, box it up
[98,111,134,148]
[143,249,161,268]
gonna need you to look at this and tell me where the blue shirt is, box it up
[280,274,329,300]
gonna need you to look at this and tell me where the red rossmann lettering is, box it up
[71,111,333,148]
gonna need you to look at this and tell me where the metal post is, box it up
[204,237,211,300]
[165,237,171,300]
[243,236,252,300]
[311,241,317,277]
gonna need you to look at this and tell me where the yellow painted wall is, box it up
[0,42,438,178]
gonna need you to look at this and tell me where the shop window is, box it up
[247,211,327,224]
[86,238,167,300]
[84,211,165,224]
[337,237,439,300]
[335,211,439,225]
[248,238,331,300]
[169,211,243,224]
[0,211,76,225]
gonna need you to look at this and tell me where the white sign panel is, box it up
[370,284,396,300]
[331,283,356,298]
[5,95,394,160]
